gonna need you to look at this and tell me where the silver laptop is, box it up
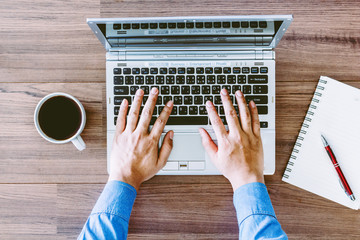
[87,15,293,175]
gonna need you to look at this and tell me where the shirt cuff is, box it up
[233,182,276,225]
[91,180,137,222]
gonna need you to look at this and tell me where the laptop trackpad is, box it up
[161,132,205,161]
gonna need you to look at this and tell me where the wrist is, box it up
[228,173,264,192]
[108,174,142,191]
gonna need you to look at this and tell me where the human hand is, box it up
[108,88,174,190]
[199,89,264,191]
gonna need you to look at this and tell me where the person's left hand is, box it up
[108,87,174,190]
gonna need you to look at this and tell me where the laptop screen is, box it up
[93,18,286,50]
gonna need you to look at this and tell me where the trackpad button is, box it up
[161,132,205,161]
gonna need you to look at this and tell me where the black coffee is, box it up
[38,96,82,140]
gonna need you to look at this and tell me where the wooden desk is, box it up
[1,0,359,239]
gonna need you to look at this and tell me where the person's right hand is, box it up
[199,89,264,191]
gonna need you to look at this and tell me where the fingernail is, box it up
[169,131,174,140]
[250,100,256,108]
[206,101,212,107]
[236,90,242,97]
[221,88,228,95]
[151,87,158,94]
[166,100,173,107]
[136,89,144,96]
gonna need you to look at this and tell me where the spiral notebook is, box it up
[282,76,360,210]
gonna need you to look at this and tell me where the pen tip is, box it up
[320,135,328,146]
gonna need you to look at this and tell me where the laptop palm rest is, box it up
[161,132,205,161]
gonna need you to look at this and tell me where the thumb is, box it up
[199,128,217,156]
[158,130,174,167]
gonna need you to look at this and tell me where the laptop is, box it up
[87,15,293,175]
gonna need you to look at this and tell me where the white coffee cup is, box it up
[34,92,86,151]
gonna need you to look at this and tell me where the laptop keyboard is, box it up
[113,65,269,128]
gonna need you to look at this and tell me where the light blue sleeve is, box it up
[78,180,137,240]
[233,182,287,240]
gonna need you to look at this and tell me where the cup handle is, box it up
[72,135,86,151]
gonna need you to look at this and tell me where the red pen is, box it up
[321,135,356,201]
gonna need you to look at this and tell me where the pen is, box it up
[320,135,356,201]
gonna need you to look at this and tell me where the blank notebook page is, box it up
[283,76,360,210]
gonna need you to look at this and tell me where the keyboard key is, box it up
[114,96,131,105]
[123,68,131,74]
[260,67,268,73]
[257,106,268,115]
[176,75,185,84]
[220,116,227,125]
[191,86,200,94]
[143,96,148,104]
[199,106,207,115]
[242,85,251,94]
[215,96,222,104]
[130,86,139,95]
[158,106,164,113]
[166,116,208,125]
[156,75,164,84]
[160,68,167,74]
[217,75,226,84]
[223,67,231,74]
[232,21,240,28]
[238,75,246,84]
[259,21,267,28]
[196,75,205,84]
[141,23,149,29]
[202,85,210,94]
[123,23,131,29]
[222,22,230,28]
[145,76,154,84]
[233,67,241,74]
[177,22,185,28]
[189,106,198,115]
[194,96,203,104]
[181,86,190,94]
[166,75,175,84]
[114,117,117,125]
[196,67,204,74]
[219,106,224,115]
[113,24,121,30]
[250,21,258,28]
[251,67,259,74]
[242,67,250,74]
[174,96,182,105]
[163,96,172,104]
[214,22,221,28]
[260,121,268,128]
[227,75,236,84]
[205,67,213,74]
[161,86,170,95]
[125,76,134,84]
[114,76,124,85]
[171,106,178,115]
[159,23,167,29]
[141,68,149,74]
[168,22,176,28]
[241,21,249,28]
[245,96,268,104]
[169,68,176,74]
[156,96,162,105]
[205,22,212,28]
[186,22,194,28]
[114,106,120,115]
[179,106,188,115]
[187,67,195,74]
[214,67,222,74]
[204,96,213,103]
[150,23,158,29]
[140,86,150,95]
[186,75,195,84]
[232,85,241,94]
[113,68,121,74]
[196,22,204,28]
[171,86,180,94]
[207,75,216,84]
[150,68,158,74]
[223,85,231,93]
[248,75,268,84]
[178,67,185,74]
[135,76,144,84]
[184,96,193,105]
[132,23,139,29]
[212,85,221,94]
[253,85,268,94]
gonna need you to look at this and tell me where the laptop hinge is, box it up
[256,50,274,60]
[106,51,126,61]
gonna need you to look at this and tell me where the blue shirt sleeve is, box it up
[233,182,287,240]
[78,180,137,240]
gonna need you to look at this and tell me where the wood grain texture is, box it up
[1,0,360,239]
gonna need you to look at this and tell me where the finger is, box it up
[235,90,252,133]
[220,88,242,135]
[249,101,261,137]
[137,87,159,132]
[150,100,173,140]
[198,128,217,156]
[206,100,227,139]
[115,98,129,135]
[126,89,144,131]
[157,130,174,168]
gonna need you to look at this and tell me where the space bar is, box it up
[150,116,208,125]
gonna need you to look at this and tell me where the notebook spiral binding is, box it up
[283,79,328,179]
